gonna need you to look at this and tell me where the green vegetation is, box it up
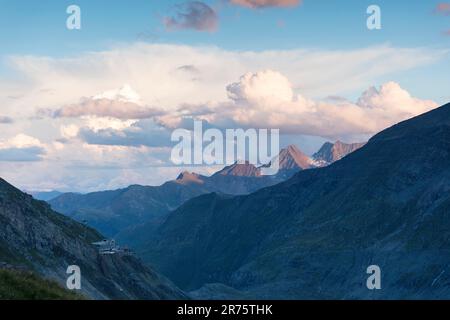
[0,269,84,300]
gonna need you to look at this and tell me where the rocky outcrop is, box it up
[313,141,365,166]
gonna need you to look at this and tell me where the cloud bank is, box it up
[63,71,437,149]
[161,70,438,138]
[0,43,444,191]
[4,43,443,115]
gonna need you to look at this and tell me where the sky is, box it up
[0,0,449,192]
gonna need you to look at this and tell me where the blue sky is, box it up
[0,0,449,191]
[0,0,449,100]
[0,0,449,52]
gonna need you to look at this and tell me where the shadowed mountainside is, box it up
[140,102,450,299]
[0,178,185,300]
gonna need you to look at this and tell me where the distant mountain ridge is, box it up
[28,190,63,201]
[49,179,210,237]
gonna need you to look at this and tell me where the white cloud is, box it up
[193,71,438,138]
[0,143,177,192]
[2,43,444,118]
[73,71,438,150]
[83,117,137,132]
[78,119,172,148]
[0,134,46,162]
[227,70,294,104]
[356,81,434,115]
[93,84,142,104]
[0,134,43,149]
[60,124,80,139]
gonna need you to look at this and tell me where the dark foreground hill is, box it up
[142,102,450,299]
[0,178,185,300]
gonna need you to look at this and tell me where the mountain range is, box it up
[135,102,450,299]
[48,142,362,239]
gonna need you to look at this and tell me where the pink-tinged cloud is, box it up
[230,0,301,9]
[165,70,438,139]
[435,3,450,15]
[164,1,218,32]
[51,98,162,120]
[44,85,164,120]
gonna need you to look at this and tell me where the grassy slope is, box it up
[0,269,83,300]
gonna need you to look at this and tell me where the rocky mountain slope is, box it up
[0,178,185,300]
[313,141,365,166]
[141,102,450,299]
